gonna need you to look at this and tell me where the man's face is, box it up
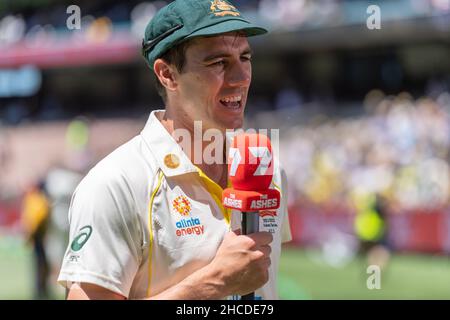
[173,33,252,131]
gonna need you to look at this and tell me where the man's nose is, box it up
[226,61,251,87]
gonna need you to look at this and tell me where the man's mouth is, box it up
[219,95,242,110]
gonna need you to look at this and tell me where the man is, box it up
[58,0,291,300]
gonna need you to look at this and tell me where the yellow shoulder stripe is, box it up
[147,170,164,297]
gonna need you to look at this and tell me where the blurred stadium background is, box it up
[1,0,450,299]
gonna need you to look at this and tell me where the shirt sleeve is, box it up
[57,162,143,298]
[280,166,292,243]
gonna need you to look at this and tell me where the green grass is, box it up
[1,237,450,299]
[0,236,64,300]
[278,246,450,299]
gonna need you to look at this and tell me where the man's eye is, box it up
[211,60,226,66]
[242,55,252,62]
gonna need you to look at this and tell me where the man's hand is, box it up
[66,230,273,300]
[208,230,273,296]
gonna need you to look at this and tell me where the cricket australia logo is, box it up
[173,195,192,217]
[210,0,240,17]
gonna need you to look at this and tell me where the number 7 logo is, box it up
[228,147,241,177]
[228,147,272,177]
[249,147,272,176]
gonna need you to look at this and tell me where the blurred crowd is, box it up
[280,89,450,214]
[1,0,449,49]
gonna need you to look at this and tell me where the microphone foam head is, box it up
[228,133,274,191]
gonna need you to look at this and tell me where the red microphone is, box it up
[222,133,280,300]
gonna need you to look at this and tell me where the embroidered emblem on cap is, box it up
[164,153,180,169]
[173,195,192,216]
[210,0,240,17]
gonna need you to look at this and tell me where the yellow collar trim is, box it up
[195,166,231,226]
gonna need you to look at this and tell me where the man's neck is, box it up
[157,110,228,189]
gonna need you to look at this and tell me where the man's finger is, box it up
[232,228,242,236]
[248,231,273,246]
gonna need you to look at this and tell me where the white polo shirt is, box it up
[58,110,291,300]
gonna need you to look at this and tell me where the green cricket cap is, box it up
[142,0,268,70]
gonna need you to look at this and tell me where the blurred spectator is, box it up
[353,191,390,270]
[20,180,51,300]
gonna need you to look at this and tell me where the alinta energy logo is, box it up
[173,195,205,237]
[173,195,192,217]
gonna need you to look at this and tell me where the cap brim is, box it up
[186,19,268,39]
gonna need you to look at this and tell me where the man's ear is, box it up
[153,59,178,92]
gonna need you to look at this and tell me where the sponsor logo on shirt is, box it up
[70,225,92,251]
[66,225,92,264]
[175,217,205,237]
[67,253,81,264]
[173,195,205,237]
[172,195,192,216]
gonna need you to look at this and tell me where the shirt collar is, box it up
[141,110,198,177]
[141,110,239,178]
